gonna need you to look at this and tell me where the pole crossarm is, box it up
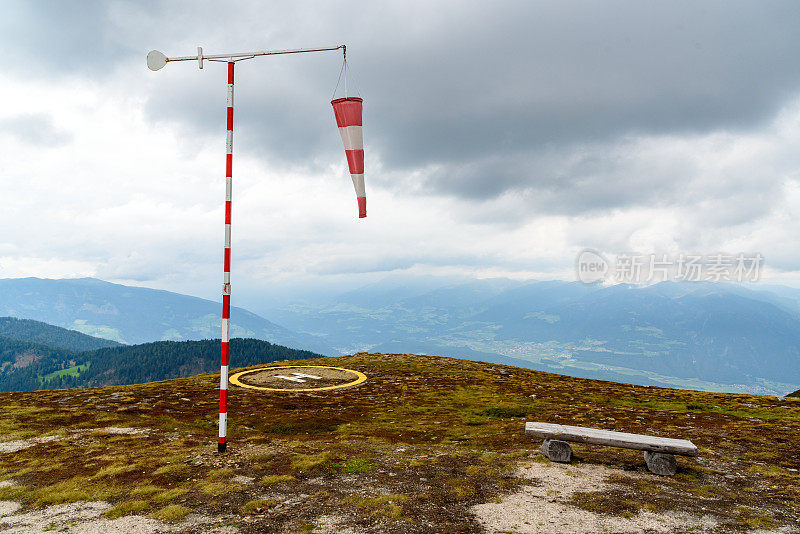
[168,45,344,63]
[148,45,345,71]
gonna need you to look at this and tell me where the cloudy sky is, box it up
[1,0,800,305]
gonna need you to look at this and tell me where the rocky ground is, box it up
[0,353,798,533]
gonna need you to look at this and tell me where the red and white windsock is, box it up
[332,97,366,218]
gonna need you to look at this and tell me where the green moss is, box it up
[689,485,719,498]
[465,464,497,477]
[447,479,476,499]
[343,494,408,519]
[153,463,190,477]
[199,481,231,496]
[478,405,531,418]
[33,477,121,506]
[130,485,163,497]
[479,452,498,464]
[206,468,234,480]
[242,498,277,514]
[748,464,788,477]
[153,488,188,502]
[570,492,641,517]
[249,452,276,464]
[0,485,28,500]
[260,474,295,485]
[92,464,138,479]
[150,504,191,522]
[291,452,332,471]
[103,500,149,519]
[742,514,778,529]
[326,458,375,474]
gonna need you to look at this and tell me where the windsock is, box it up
[332,97,366,218]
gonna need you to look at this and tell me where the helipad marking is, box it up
[274,375,306,383]
[274,372,322,383]
[229,365,367,392]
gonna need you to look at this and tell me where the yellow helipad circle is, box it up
[229,365,367,392]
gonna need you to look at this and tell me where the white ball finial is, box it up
[147,50,167,71]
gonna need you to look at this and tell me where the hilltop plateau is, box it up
[0,353,798,533]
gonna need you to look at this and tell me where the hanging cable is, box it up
[347,60,362,98]
[331,46,361,99]
[332,56,346,99]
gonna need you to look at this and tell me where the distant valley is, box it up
[2,276,800,395]
[263,278,800,396]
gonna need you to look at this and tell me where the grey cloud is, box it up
[406,140,774,219]
[0,1,152,77]
[0,114,72,146]
[304,247,565,277]
[5,0,800,218]
[307,255,420,276]
[6,1,800,159]
[131,1,800,210]
[369,1,800,166]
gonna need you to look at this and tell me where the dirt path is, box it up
[0,497,237,533]
[472,461,720,533]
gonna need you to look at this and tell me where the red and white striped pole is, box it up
[147,44,353,454]
[219,61,234,453]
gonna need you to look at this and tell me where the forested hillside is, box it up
[64,338,319,388]
[0,337,75,391]
[0,317,120,351]
[0,338,319,392]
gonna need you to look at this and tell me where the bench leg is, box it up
[644,451,677,476]
[541,439,573,463]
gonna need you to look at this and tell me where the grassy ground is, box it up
[0,352,798,532]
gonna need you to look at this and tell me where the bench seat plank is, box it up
[525,422,697,457]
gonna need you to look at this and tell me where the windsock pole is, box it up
[219,61,234,453]
[146,44,355,454]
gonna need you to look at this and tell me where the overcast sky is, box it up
[1,0,800,305]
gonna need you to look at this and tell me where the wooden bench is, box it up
[525,422,698,476]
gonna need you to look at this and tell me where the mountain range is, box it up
[2,276,800,395]
[0,277,332,355]
[263,277,800,395]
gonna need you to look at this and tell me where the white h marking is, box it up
[274,372,323,383]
